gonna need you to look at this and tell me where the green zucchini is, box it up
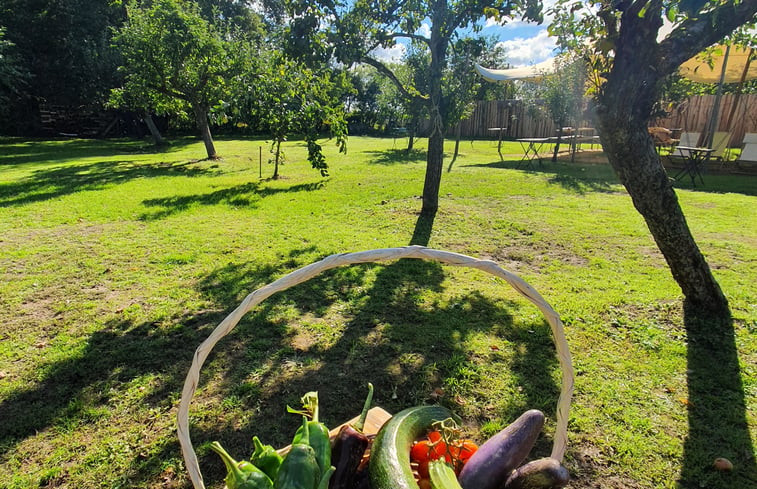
[369,405,454,489]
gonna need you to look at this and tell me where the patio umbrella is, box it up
[678,44,756,147]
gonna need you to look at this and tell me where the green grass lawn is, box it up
[0,135,754,489]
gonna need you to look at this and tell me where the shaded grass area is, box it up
[0,136,754,488]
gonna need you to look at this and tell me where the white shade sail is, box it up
[474,58,556,82]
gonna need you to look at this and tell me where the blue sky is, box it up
[371,4,559,67]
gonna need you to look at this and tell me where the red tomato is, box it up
[458,439,478,462]
[410,439,446,462]
[417,459,430,479]
[418,478,432,489]
[427,430,443,444]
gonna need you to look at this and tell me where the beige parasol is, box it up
[679,44,757,83]
[678,44,755,147]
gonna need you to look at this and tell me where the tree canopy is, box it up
[301,0,543,214]
[111,0,258,158]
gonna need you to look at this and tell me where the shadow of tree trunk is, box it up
[410,209,436,246]
[680,303,756,488]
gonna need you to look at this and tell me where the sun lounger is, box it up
[737,143,757,163]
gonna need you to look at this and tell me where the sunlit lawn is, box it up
[0,135,754,488]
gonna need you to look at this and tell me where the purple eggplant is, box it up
[504,457,570,488]
[458,409,545,489]
[329,383,374,489]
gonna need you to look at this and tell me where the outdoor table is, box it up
[673,146,714,186]
[517,137,550,169]
[488,127,506,160]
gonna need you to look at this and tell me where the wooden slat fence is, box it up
[448,100,559,139]
[651,94,757,147]
[446,94,756,146]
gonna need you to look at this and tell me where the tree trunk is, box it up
[421,1,449,215]
[143,113,165,146]
[192,103,217,159]
[273,139,282,179]
[596,9,728,315]
[552,125,563,162]
[453,124,461,160]
[406,117,416,153]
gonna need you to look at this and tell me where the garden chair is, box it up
[737,143,757,164]
[710,131,732,168]
[741,133,757,145]
[671,132,701,155]
[666,132,701,168]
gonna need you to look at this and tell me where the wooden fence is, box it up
[448,94,757,146]
[651,94,757,147]
[446,100,559,139]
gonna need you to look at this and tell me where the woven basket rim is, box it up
[176,245,574,489]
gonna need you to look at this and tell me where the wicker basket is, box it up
[177,246,574,489]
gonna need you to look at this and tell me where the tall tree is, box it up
[0,27,29,123]
[0,0,125,133]
[548,1,757,314]
[112,0,257,159]
[303,0,542,215]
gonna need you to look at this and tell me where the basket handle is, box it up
[177,246,574,489]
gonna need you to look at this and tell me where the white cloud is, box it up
[495,29,557,66]
[416,22,431,38]
[370,43,407,64]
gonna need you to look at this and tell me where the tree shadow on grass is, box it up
[0,137,198,167]
[188,212,561,485]
[465,159,620,195]
[0,159,214,207]
[679,306,756,488]
[0,247,323,487]
[139,181,326,220]
[0,308,219,447]
[364,148,427,165]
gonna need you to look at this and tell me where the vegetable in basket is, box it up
[457,409,545,489]
[276,417,334,489]
[410,420,478,478]
[428,459,464,489]
[252,436,284,480]
[210,441,274,489]
[503,457,569,489]
[369,404,454,489]
[288,391,332,476]
[329,383,374,489]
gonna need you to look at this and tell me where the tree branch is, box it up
[390,32,430,46]
[359,56,428,104]
[658,1,757,75]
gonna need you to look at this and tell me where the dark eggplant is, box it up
[503,457,570,489]
[458,409,545,489]
[329,383,374,489]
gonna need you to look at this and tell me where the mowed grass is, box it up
[0,135,754,489]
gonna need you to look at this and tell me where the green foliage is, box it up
[0,0,125,106]
[518,57,587,128]
[0,27,28,110]
[112,0,247,115]
[225,50,349,177]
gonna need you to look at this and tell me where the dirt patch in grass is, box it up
[484,241,590,273]
[566,442,646,488]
